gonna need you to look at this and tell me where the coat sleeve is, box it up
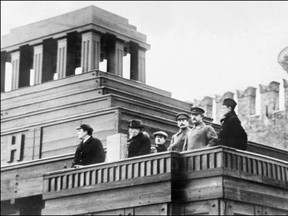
[182,136,188,151]
[71,145,81,167]
[206,126,218,147]
[138,136,151,156]
[90,138,105,164]
[232,118,247,141]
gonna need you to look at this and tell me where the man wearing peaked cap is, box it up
[175,112,190,121]
[217,98,248,150]
[127,119,151,158]
[168,112,191,152]
[190,107,205,115]
[71,124,105,168]
[152,131,168,153]
[183,107,218,151]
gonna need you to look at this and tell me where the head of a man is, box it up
[222,98,237,116]
[176,113,190,129]
[153,131,168,145]
[190,107,205,125]
[76,124,93,140]
[128,119,143,139]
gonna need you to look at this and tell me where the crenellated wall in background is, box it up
[193,79,288,150]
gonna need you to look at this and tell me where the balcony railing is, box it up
[43,146,288,199]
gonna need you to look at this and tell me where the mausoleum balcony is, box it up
[42,146,288,215]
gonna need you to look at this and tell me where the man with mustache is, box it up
[168,112,190,152]
[183,107,218,151]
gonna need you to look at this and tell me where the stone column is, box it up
[57,38,67,79]
[130,44,146,83]
[283,79,288,112]
[33,45,43,85]
[237,86,256,121]
[107,40,124,76]
[138,49,146,83]
[11,51,20,90]
[42,39,57,83]
[19,45,33,88]
[106,133,128,162]
[81,32,101,73]
[259,81,280,117]
[1,51,7,92]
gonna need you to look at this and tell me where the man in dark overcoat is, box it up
[71,124,105,168]
[217,98,248,150]
[127,119,151,158]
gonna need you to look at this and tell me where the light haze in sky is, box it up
[1,1,287,106]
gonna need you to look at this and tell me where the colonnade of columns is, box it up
[1,31,147,92]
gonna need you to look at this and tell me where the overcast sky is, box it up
[1,1,288,104]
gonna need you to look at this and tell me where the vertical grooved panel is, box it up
[202,154,208,170]
[209,153,215,169]
[68,175,73,189]
[146,161,152,176]
[91,170,96,185]
[115,166,120,181]
[103,168,108,183]
[97,169,102,184]
[85,171,90,186]
[127,164,132,179]
[121,165,126,180]
[79,172,85,187]
[159,159,165,174]
[216,152,223,168]
[166,157,171,172]
[263,162,267,177]
[73,174,78,188]
[140,162,145,177]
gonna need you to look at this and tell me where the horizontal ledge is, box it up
[43,172,172,200]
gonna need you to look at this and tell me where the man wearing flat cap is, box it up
[71,124,105,168]
[217,98,248,150]
[168,112,191,152]
[183,107,218,151]
[127,119,151,158]
[152,131,168,153]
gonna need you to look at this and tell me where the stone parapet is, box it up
[259,81,280,117]
[237,86,257,120]
[192,80,287,149]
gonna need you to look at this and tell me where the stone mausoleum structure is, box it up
[1,5,287,215]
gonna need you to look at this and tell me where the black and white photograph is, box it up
[1,1,287,215]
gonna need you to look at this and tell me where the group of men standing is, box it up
[71,98,247,167]
[126,98,248,159]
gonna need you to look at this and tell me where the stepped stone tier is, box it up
[1,5,150,92]
[1,5,288,215]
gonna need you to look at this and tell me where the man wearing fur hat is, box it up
[127,119,151,158]
[217,98,248,150]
